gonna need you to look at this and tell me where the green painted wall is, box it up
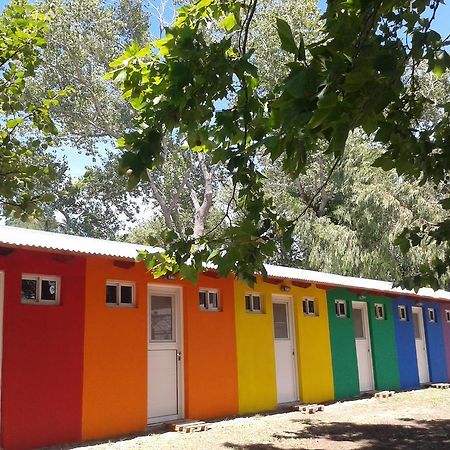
[365,294,401,391]
[327,288,360,399]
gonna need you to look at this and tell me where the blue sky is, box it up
[2,0,450,176]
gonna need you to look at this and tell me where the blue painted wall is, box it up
[422,302,448,383]
[392,297,420,389]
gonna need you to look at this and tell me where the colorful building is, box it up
[0,226,449,449]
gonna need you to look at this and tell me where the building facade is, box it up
[0,226,449,449]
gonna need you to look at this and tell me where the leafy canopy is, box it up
[0,0,71,218]
[108,0,450,288]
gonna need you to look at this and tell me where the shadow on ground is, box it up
[224,418,450,450]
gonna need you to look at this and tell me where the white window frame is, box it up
[374,303,385,320]
[428,307,436,323]
[245,293,263,313]
[446,309,450,323]
[21,274,60,305]
[105,281,136,307]
[302,298,317,316]
[398,305,408,322]
[199,288,220,311]
[335,299,347,318]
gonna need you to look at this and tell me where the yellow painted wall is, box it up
[234,279,278,414]
[234,279,334,413]
[294,284,334,403]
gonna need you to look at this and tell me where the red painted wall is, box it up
[0,249,85,449]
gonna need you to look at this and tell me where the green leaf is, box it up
[440,197,450,210]
[328,122,349,157]
[6,118,24,128]
[394,235,411,254]
[179,264,199,283]
[276,18,298,55]
[219,13,237,32]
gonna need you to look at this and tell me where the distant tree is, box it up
[264,133,448,286]
[22,0,225,239]
[7,151,148,239]
[0,0,70,218]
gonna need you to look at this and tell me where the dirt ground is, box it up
[71,388,450,450]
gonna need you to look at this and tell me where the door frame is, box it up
[411,305,430,384]
[147,283,184,424]
[272,294,299,403]
[352,301,375,392]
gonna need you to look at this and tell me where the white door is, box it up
[272,296,298,404]
[412,306,430,384]
[148,285,183,423]
[352,302,375,392]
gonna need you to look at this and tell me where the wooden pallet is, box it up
[295,404,325,414]
[431,383,450,390]
[168,420,209,433]
[374,391,394,398]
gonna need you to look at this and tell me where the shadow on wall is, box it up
[223,418,450,450]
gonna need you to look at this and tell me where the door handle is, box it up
[176,351,182,361]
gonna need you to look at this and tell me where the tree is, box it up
[26,0,149,152]
[0,0,70,218]
[264,133,448,285]
[248,0,322,91]
[108,0,450,288]
[6,150,150,239]
[22,0,225,240]
[137,134,224,238]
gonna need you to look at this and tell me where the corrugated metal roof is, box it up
[264,263,450,302]
[0,225,449,302]
[0,225,161,259]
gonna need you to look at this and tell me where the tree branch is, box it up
[292,156,341,223]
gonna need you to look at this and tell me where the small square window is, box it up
[252,295,261,311]
[199,289,220,311]
[106,282,135,307]
[335,300,347,318]
[302,298,317,316]
[245,293,263,313]
[428,308,436,323]
[21,275,60,305]
[446,310,450,323]
[120,285,133,304]
[245,294,251,311]
[41,279,57,301]
[209,291,219,309]
[199,291,208,309]
[375,303,385,320]
[22,278,37,301]
[398,305,408,321]
[106,284,117,304]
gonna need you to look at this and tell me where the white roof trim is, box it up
[0,225,449,302]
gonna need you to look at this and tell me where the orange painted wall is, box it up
[82,258,238,441]
[183,274,238,419]
[82,257,148,441]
